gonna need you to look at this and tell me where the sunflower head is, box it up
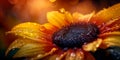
[5,3,120,60]
[52,22,99,48]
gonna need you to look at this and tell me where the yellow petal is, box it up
[82,39,102,52]
[64,11,73,23]
[59,9,73,24]
[47,11,68,28]
[7,22,47,41]
[6,38,34,55]
[91,3,120,25]
[6,38,53,58]
[13,42,54,58]
[102,35,120,48]
[14,43,46,58]
[49,0,56,2]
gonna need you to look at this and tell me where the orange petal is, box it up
[42,49,67,60]
[7,22,48,42]
[91,3,120,25]
[30,48,57,60]
[43,23,58,34]
[55,51,67,60]
[65,49,76,60]
[64,11,74,23]
[73,12,95,22]
[65,49,84,60]
[47,11,68,28]
[65,49,95,60]
[72,12,84,22]
[43,54,58,60]
[75,49,84,60]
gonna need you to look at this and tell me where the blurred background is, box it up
[0,0,120,59]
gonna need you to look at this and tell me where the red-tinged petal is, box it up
[43,23,58,34]
[99,31,120,38]
[91,3,120,25]
[84,52,95,60]
[99,18,120,33]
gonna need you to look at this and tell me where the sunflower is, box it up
[6,3,120,60]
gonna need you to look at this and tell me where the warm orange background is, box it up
[0,0,120,59]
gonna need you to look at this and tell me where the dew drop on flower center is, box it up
[52,22,100,49]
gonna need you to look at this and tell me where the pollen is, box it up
[52,22,99,48]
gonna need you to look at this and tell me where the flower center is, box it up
[52,22,99,48]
